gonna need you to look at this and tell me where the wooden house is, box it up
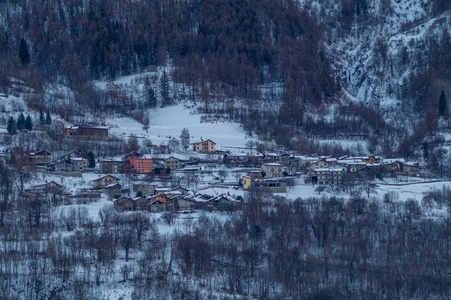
[92,175,120,188]
[65,125,108,138]
[32,181,63,193]
[29,150,51,166]
[148,199,165,212]
[134,196,149,211]
[164,156,182,170]
[106,183,122,199]
[192,139,216,152]
[114,197,135,212]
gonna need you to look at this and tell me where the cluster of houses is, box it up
[12,136,427,213]
[241,154,422,189]
[113,186,240,213]
[17,138,218,175]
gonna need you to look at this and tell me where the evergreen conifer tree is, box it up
[87,151,96,168]
[39,109,45,123]
[160,70,170,107]
[45,111,52,124]
[17,113,25,130]
[25,115,33,130]
[7,117,16,135]
[18,38,30,66]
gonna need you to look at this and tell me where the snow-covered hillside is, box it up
[106,104,251,151]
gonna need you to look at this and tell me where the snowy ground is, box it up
[106,103,253,154]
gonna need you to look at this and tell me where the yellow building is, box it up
[243,176,252,190]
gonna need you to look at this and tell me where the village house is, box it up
[250,170,261,179]
[308,160,331,172]
[29,150,51,166]
[47,159,73,172]
[261,163,284,178]
[71,157,85,172]
[134,196,149,211]
[401,161,421,176]
[62,151,89,167]
[151,193,171,204]
[31,181,63,193]
[247,154,264,166]
[114,196,135,212]
[243,176,252,189]
[173,195,196,211]
[211,194,240,212]
[171,186,189,195]
[223,153,248,166]
[192,139,216,152]
[129,155,153,174]
[106,183,122,199]
[278,153,292,165]
[164,156,182,170]
[264,153,279,163]
[92,175,120,188]
[243,177,287,193]
[99,158,124,174]
[346,161,368,173]
[148,199,165,212]
[133,183,157,195]
[314,168,344,185]
[381,160,402,173]
[64,125,108,138]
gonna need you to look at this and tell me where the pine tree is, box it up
[7,117,16,135]
[18,38,30,66]
[39,109,45,123]
[45,111,52,124]
[25,115,33,130]
[438,90,447,116]
[17,113,25,130]
[160,70,170,107]
[180,128,190,151]
[87,151,96,168]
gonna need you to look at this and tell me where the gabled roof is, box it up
[92,175,121,182]
[62,151,82,157]
[106,183,122,189]
[114,196,134,203]
[164,156,180,161]
[70,157,85,162]
[122,151,142,159]
[33,181,63,189]
[33,149,51,156]
[211,194,236,203]
[171,186,189,192]
[149,199,164,205]
[192,139,216,145]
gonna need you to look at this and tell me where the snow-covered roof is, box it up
[106,183,121,188]
[264,163,283,166]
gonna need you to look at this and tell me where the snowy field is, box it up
[106,103,252,153]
